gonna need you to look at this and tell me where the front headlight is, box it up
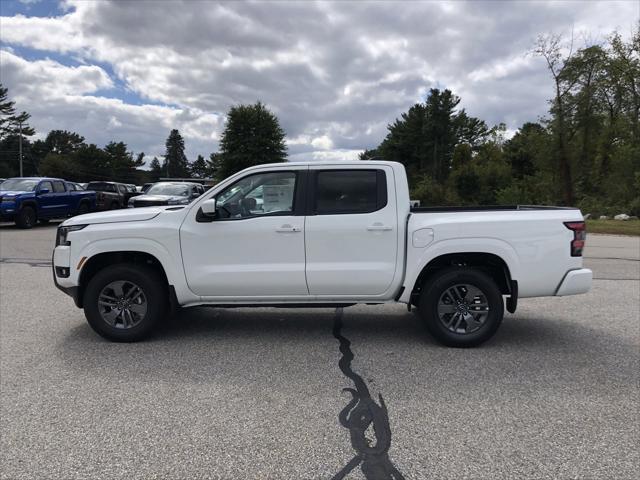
[56,224,87,246]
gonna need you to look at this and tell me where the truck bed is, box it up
[411,205,578,213]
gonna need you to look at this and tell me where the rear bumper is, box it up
[555,268,592,296]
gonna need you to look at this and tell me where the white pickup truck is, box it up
[52,161,592,347]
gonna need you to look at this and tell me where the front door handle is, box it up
[367,223,392,231]
[276,224,301,233]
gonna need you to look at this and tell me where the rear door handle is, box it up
[367,223,392,231]
[276,224,302,233]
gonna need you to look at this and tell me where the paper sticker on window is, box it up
[263,184,293,212]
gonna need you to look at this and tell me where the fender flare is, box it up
[77,237,197,305]
[399,237,520,304]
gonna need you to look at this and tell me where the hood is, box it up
[133,194,183,202]
[62,206,166,226]
[0,190,31,196]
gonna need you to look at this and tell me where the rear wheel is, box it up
[83,264,167,342]
[16,206,36,229]
[418,268,504,347]
[76,202,90,215]
[110,201,120,210]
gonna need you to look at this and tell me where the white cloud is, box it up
[0,0,638,162]
[0,49,223,159]
[1,49,113,95]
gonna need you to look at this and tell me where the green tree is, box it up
[0,83,35,141]
[535,34,579,205]
[503,122,549,179]
[190,154,208,178]
[372,88,489,186]
[207,152,221,179]
[104,141,137,182]
[217,102,287,179]
[149,157,162,181]
[162,129,190,178]
[0,136,39,177]
[43,130,85,155]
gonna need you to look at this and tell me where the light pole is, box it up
[18,120,23,177]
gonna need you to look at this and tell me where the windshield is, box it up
[147,184,190,196]
[87,182,115,192]
[0,179,39,191]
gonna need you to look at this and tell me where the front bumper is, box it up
[0,206,16,221]
[555,268,592,296]
[52,247,82,307]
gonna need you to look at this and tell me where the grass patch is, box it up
[586,219,640,236]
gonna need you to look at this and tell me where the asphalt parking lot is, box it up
[1,223,638,479]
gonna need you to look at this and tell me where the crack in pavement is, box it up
[0,257,51,267]
[331,307,406,480]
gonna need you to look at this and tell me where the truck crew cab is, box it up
[52,161,591,347]
[0,177,96,228]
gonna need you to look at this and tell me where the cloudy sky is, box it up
[0,0,638,165]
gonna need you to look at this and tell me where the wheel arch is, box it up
[409,252,516,307]
[77,251,171,308]
[19,199,38,212]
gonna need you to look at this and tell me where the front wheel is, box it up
[16,206,36,229]
[83,264,167,342]
[418,268,504,348]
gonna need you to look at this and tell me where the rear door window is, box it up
[53,181,66,193]
[314,170,386,214]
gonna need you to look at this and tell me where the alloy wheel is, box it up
[98,280,147,329]
[437,283,490,334]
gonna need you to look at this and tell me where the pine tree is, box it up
[190,154,208,178]
[149,157,162,181]
[217,102,287,179]
[162,129,190,178]
[0,83,35,140]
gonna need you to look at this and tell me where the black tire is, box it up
[83,264,167,342]
[110,201,120,210]
[418,267,504,348]
[76,202,90,216]
[16,206,36,229]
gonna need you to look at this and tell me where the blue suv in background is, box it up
[0,177,96,229]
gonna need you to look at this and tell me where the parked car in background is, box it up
[128,182,203,207]
[141,183,154,193]
[66,182,86,191]
[123,184,140,204]
[53,161,591,345]
[86,181,133,210]
[0,177,96,228]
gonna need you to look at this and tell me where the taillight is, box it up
[564,221,586,256]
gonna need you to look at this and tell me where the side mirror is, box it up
[38,188,50,195]
[201,198,217,216]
